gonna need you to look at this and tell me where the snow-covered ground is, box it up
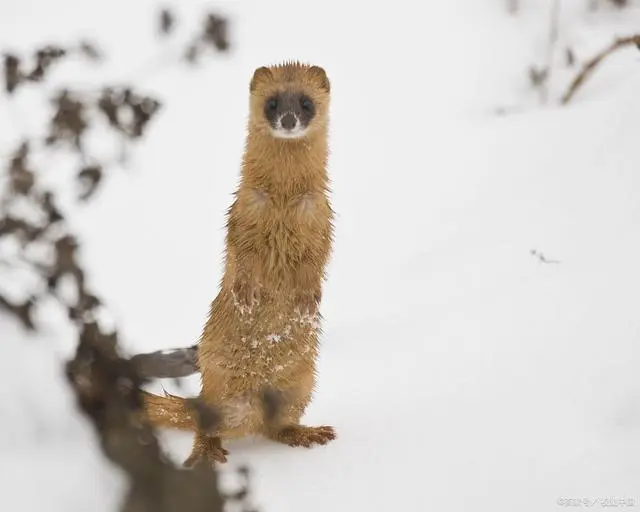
[2,1,640,510]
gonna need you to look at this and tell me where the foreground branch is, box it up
[561,34,640,104]
[0,10,240,510]
[66,322,227,512]
[0,294,36,330]
[130,345,199,379]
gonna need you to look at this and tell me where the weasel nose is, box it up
[280,113,297,130]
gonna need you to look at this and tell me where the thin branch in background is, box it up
[543,0,562,104]
[547,0,562,59]
[561,34,640,104]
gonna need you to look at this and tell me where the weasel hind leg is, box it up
[262,375,336,448]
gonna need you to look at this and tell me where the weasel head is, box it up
[248,61,330,140]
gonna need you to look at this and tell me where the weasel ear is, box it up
[250,66,273,92]
[308,66,330,93]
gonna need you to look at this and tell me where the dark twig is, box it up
[530,249,561,264]
[561,34,640,104]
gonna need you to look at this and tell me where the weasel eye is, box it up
[300,97,313,111]
[266,98,278,111]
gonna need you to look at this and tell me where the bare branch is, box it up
[562,34,640,105]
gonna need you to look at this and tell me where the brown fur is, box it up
[142,61,335,466]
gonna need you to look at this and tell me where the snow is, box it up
[265,334,282,344]
[2,0,640,511]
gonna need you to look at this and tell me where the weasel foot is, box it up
[271,424,336,448]
[184,435,229,468]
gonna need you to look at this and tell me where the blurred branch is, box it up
[131,345,199,379]
[561,34,640,104]
[0,294,36,330]
[589,0,631,11]
[66,321,228,512]
[0,7,248,512]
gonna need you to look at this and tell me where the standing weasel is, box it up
[142,61,335,466]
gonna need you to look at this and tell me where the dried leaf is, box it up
[69,291,102,322]
[77,165,103,201]
[565,47,575,67]
[184,43,202,64]
[97,88,122,130]
[78,41,102,61]
[203,13,229,52]
[4,54,22,93]
[26,63,45,82]
[0,294,36,330]
[9,142,35,196]
[0,216,43,241]
[528,66,549,87]
[26,45,67,83]
[160,8,175,36]
[41,191,64,224]
[47,235,85,296]
[130,96,161,138]
[48,89,88,150]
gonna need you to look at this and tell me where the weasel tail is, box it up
[141,390,196,431]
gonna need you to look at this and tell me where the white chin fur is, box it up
[271,127,308,139]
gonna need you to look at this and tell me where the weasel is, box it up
[142,61,335,466]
